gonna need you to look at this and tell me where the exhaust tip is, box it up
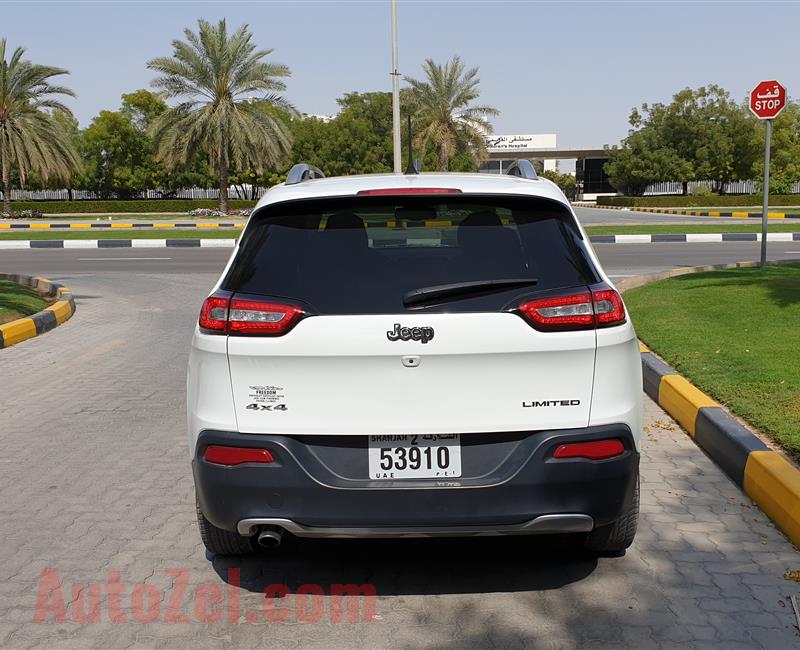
[257,527,284,549]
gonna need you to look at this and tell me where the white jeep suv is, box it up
[187,161,642,556]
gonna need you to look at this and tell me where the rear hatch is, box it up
[217,193,604,435]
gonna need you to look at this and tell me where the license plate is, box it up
[368,434,462,480]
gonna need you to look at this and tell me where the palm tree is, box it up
[404,56,499,172]
[0,39,81,215]
[147,19,294,213]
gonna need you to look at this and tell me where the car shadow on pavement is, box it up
[210,534,598,596]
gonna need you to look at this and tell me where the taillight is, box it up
[199,295,229,332]
[198,296,304,336]
[519,292,594,331]
[553,439,625,460]
[204,445,275,466]
[228,299,303,336]
[518,287,626,331]
[356,188,462,195]
[592,289,626,326]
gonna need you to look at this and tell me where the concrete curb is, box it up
[1,235,798,249]
[574,202,800,219]
[618,261,800,548]
[0,273,76,349]
[0,239,237,249]
[589,232,800,244]
[0,222,245,230]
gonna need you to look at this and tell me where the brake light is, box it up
[553,439,625,460]
[356,188,462,195]
[592,289,626,326]
[198,296,304,336]
[518,288,626,331]
[519,292,594,331]
[199,295,229,332]
[228,299,304,335]
[204,445,275,466]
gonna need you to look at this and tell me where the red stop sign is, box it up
[750,80,786,119]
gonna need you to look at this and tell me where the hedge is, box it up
[597,194,800,208]
[4,199,257,214]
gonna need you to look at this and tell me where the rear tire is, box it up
[196,499,255,556]
[584,478,639,555]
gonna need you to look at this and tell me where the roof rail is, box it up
[285,163,325,186]
[505,159,539,180]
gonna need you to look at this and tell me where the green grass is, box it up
[624,265,800,460]
[0,229,239,240]
[0,280,49,324]
[4,199,255,214]
[29,213,192,220]
[585,224,800,235]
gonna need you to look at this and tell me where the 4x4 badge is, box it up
[387,323,434,344]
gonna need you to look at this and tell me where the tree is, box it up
[604,128,692,196]
[290,92,395,176]
[404,57,498,171]
[147,18,294,212]
[541,169,577,199]
[51,110,81,200]
[121,89,167,130]
[79,109,154,198]
[604,85,759,196]
[0,38,81,213]
[753,100,800,194]
[658,86,757,193]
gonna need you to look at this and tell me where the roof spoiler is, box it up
[285,163,325,186]
[505,159,538,180]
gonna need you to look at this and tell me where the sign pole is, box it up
[750,80,785,267]
[760,119,771,267]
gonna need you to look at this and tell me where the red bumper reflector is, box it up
[204,446,275,466]
[553,439,625,460]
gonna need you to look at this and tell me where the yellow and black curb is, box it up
[575,202,800,219]
[617,261,800,547]
[0,273,76,349]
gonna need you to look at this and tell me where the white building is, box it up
[481,134,558,173]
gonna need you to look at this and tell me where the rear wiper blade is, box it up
[403,278,539,307]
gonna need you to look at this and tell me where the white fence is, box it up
[5,185,268,201]
[644,180,800,196]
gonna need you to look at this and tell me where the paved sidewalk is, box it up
[0,270,798,648]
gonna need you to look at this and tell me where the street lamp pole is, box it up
[391,0,401,173]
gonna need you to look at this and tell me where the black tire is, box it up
[584,479,639,555]
[196,500,255,556]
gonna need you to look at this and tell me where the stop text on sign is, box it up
[750,80,787,120]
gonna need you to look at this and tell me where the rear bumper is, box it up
[193,424,639,536]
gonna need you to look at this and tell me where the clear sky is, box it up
[2,0,798,151]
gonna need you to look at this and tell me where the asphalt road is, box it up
[3,240,800,279]
[572,206,797,226]
[1,246,799,648]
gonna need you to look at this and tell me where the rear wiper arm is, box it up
[403,278,539,308]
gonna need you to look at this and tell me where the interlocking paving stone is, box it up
[0,271,798,648]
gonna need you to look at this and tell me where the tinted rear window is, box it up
[223,195,599,314]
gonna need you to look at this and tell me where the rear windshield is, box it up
[223,195,599,314]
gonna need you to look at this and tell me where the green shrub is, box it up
[689,185,715,197]
[597,194,800,208]
[4,199,257,215]
[768,178,795,195]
